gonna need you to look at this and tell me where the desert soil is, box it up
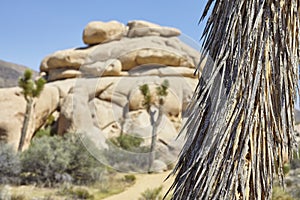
[104,171,175,200]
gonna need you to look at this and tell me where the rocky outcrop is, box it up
[0,20,207,169]
[0,85,59,151]
[83,21,126,45]
[40,20,201,82]
[127,20,181,38]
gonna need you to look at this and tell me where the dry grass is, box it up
[3,173,135,200]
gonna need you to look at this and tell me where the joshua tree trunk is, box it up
[18,98,33,152]
[169,1,300,199]
[148,105,163,173]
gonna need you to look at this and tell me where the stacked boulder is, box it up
[1,20,206,172]
[40,20,200,81]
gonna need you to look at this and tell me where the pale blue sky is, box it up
[0,0,206,71]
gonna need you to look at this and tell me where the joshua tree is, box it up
[18,70,46,151]
[140,80,169,173]
[169,1,300,199]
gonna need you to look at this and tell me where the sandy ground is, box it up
[104,171,175,200]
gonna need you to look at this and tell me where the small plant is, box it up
[167,163,175,170]
[124,174,136,183]
[283,164,291,175]
[72,187,94,199]
[103,143,149,172]
[110,134,144,151]
[20,134,104,186]
[10,194,26,200]
[272,186,294,200]
[34,127,51,138]
[139,186,163,200]
[57,185,94,199]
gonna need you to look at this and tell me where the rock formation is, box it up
[0,20,207,172]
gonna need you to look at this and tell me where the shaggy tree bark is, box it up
[148,105,163,173]
[18,98,33,152]
[140,80,169,173]
[169,1,300,199]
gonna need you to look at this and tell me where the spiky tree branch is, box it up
[170,1,300,199]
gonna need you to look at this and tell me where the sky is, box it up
[0,0,207,71]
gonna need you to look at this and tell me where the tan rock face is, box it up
[128,66,197,78]
[122,109,178,142]
[35,86,60,130]
[119,48,194,70]
[48,69,82,81]
[127,20,181,38]
[40,48,95,72]
[57,85,108,148]
[81,59,122,77]
[83,21,126,45]
[128,81,182,117]
[1,19,207,166]
[0,86,59,151]
[89,98,123,129]
[40,35,201,82]
[0,88,26,150]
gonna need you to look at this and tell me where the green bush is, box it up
[272,186,294,200]
[124,174,136,183]
[110,134,144,151]
[72,187,94,199]
[34,127,51,138]
[0,142,21,184]
[63,134,104,185]
[139,186,163,200]
[283,164,291,175]
[10,194,26,200]
[57,185,94,199]
[103,142,149,172]
[20,134,104,186]
[106,134,151,171]
[20,135,71,186]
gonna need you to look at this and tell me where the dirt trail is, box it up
[104,171,175,200]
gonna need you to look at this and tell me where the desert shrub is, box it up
[139,186,163,200]
[34,127,51,138]
[167,163,175,170]
[63,134,104,185]
[57,184,94,199]
[10,194,26,200]
[105,134,151,172]
[103,142,149,172]
[34,115,56,138]
[72,187,94,199]
[20,134,104,186]
[283,164,291,175]
[20,135,71,186]
[110,134,144,151]
[272,186,294,200]
[0,142,21,184]
[124,174,136,183]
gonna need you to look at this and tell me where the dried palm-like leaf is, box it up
[170,1,300,199]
